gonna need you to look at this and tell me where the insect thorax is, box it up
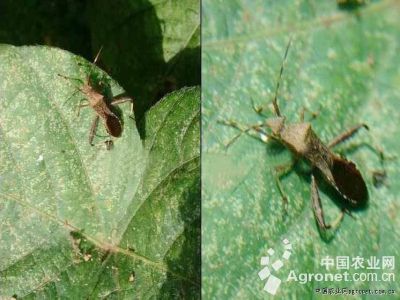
[280,123,313,155]
[281,124,334,178]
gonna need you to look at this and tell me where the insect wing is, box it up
[105,113,122,137]
[331,156,368,207]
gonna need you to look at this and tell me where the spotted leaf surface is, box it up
[203,1,400,299]
[0,45,200,298]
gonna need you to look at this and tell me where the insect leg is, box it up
[311,174,344,237]
[219,120,251,148]
[328,124,369,148]
[57,74,88,113]
[111,94,135,115]
[218,119,272,148]
[299,106,320,122]
[90,137,114,150]
[250,97,269,118]
[112,93,133,105]
[77,99,90,116]
[329,124,390,185]
[272,159,296,216]
[88,115,100,146]
[105,140,113,150]
[61,88,82,106]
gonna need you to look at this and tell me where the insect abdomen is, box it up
[105,114,122,137]
[331,156,368,207]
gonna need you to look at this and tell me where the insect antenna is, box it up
[272,37,292,117]
[81,46,104,85]
[93,46,104,65]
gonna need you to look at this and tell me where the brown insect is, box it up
[220,39,377,239]
[59,48,133,147]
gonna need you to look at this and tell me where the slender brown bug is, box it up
[59,48,134,148]
[220,39,374,239]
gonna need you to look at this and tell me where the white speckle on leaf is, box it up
[327,48,337,60]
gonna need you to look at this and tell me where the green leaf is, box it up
[203,1,400,299]
[0,45,200,298]
[88,0,200,116]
